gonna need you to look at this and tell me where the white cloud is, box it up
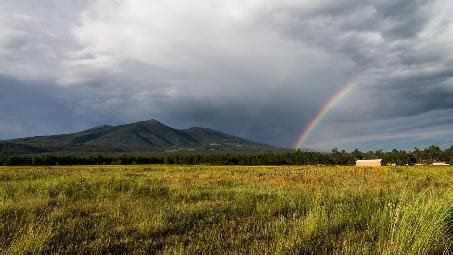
[67,0,354,89]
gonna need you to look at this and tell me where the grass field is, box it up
[1,165,452,254]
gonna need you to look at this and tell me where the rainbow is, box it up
[293,71,366,149]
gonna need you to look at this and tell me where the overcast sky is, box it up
[1,0,453,151]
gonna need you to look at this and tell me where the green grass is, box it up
[1,165,452,254]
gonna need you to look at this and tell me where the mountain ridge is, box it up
[0,119,283,155]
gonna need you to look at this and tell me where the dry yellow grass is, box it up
[1,165,452,253]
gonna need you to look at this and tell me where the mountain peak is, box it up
[136,119,172,130]
[141,119,167,126]
[145,118,161,123]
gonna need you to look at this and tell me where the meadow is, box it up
[1,165,452,254]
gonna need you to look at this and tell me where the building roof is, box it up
[433,162,449,165]
[356,159,383,162]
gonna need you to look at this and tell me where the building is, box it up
[356,159,383,167]
[432,162,449,166]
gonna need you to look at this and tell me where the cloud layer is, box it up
[1,0,452,150]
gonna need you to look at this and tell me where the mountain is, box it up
[0,119,282,155]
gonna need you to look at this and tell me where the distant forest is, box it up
[1,145,452,166]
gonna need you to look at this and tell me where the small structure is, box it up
[432,162,449,166]
[356,159,383,167]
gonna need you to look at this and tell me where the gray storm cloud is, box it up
[0,0,452,150]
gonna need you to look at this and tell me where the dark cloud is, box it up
[0,0,452,150]
[0,76,88,139]
[375,0,433,38]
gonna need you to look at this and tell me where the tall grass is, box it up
[1,165,452,253]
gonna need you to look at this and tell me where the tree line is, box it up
[1,145,452,166]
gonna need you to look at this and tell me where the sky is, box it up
[1,0,453,151]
